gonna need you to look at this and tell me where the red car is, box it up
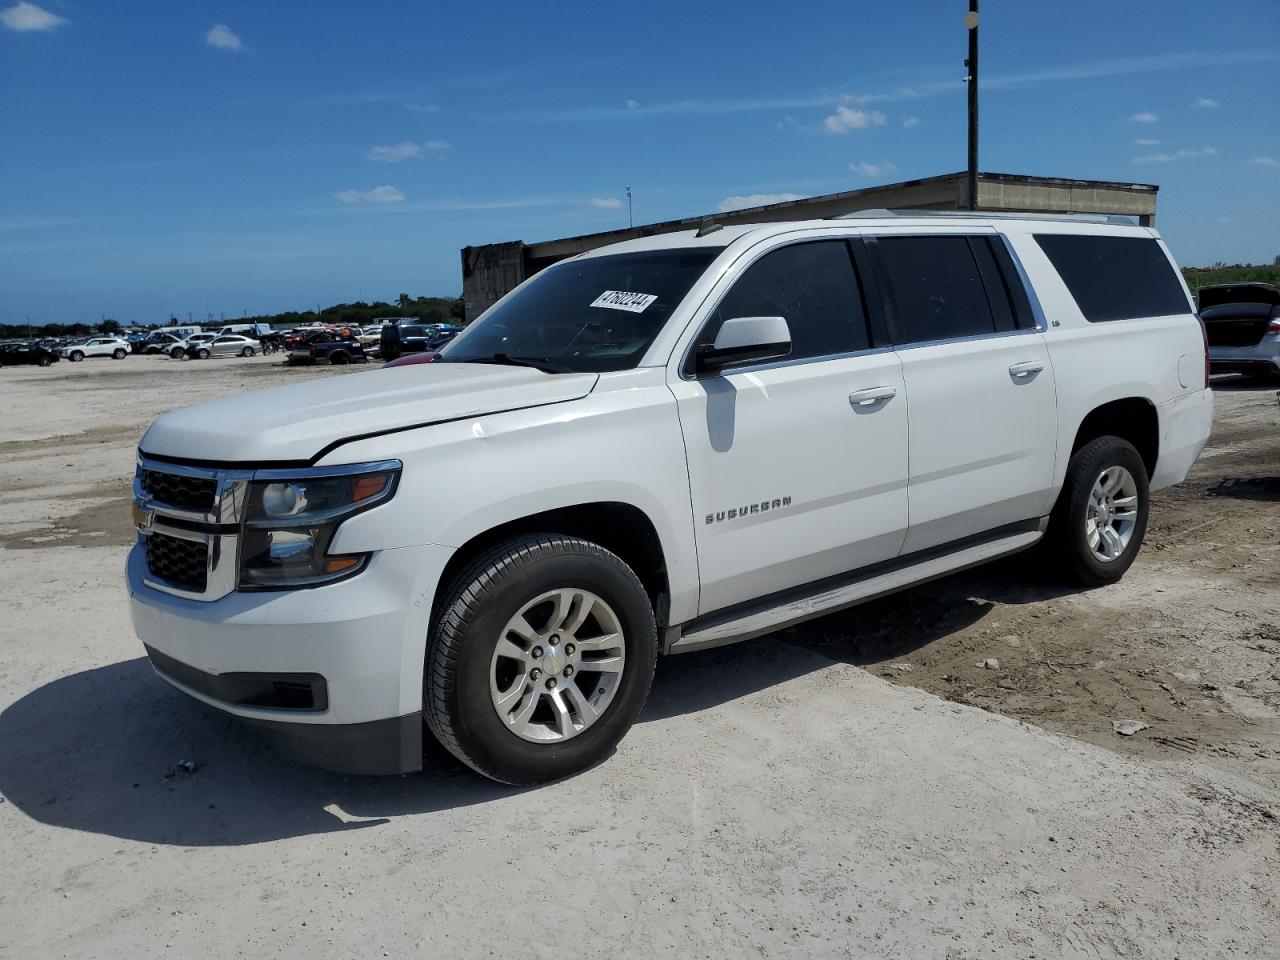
[382,351,438,368]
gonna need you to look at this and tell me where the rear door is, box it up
[671,237,909,615]
[868,232,1058,554]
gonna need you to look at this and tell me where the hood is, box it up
[140,363,599,464]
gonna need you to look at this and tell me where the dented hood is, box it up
[139,362,599,464]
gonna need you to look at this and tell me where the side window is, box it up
[1034,234,1190,322]
[875,236,996,345]
[703,240,869,363]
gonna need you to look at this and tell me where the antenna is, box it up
[626,185,633,228]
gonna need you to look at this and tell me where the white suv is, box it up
[127,213,1212,784]
[60,337,130,361]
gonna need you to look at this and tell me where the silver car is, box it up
[185,334,262,360]
[1201,282,1280,379]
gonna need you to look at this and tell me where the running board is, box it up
[667,528,1043,654]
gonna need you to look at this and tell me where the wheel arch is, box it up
[430,501,672,630]
[1069,396,1159,480]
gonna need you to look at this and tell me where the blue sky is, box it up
[1,0,1277,325]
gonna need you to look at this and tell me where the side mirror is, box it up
[694,316,792,374]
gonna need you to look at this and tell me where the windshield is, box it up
[440,249,719,372]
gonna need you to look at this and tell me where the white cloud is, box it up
[589,196,623,209]
[902,116,920,128]
[1217,216,1231,223]
[718,193,806,212]
[334,185,406,204]
[1248,156,1279,168]
[823,106,887,133]
[1128,111,1158,123]
[1133,138,1161,145]
[625,99,640,111]
[404,102,440,113]
[1,2,66,31]
[1192,97,1220,108]
[368,140,448,162]
[205,24,243,51]
[850,160,896,177]
[1133,146,1216,165]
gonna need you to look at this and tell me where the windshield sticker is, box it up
[590,290,658,313]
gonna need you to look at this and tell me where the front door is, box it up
[671,238,910,615]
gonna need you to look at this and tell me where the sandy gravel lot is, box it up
[1,356,1277,959]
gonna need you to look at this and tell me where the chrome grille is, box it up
[140,468,217,511]
[143,532,209,592]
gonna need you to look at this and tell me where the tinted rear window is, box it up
[1034,234,1189,322]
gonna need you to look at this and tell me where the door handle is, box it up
[1008,360,1045,378]
[849,385,898,406]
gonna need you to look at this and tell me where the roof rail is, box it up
[834,208,1139,225]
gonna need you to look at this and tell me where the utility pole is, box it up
[964,1,980,211]
[626,185,633,228]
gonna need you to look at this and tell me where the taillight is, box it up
[308,345,316,359]
[1196,313,1210,387]
[1268,318,1280,336]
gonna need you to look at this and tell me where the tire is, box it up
[69,351,84,362]
[426,534,657,785]
[38,356,52,367]
[196,348,210,360]
[1045,436,1150,587]
[170,348,184,359]
[241,347,255,357]
[329,351,348,366]
[112,348,126,359]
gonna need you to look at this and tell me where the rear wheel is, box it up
[425,534,657,785]
[1045,436,1149,587]
[329,351,349,365]
[69,350,84,362]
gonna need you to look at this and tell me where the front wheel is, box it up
[38,356,53,367]
[196,348,210,360]
[69,351,84,362]
[112,348,127,359]
[425,534,657,785]
[241,347,255,357]
[1045,436,1150,587]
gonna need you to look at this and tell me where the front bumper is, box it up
[127,540,454,774]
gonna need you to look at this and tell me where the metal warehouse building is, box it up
[459,170,1158,320]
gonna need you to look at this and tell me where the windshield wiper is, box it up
[459,353,572,374]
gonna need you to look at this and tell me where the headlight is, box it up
[238,466,399,590]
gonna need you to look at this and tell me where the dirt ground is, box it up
[1,355,1277,959]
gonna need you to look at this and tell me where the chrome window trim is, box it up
[133,456,401,601]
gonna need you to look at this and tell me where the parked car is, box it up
[135,332,183,354]
[379,321,455,360]
[287,332,366,365]
[60,336,130,361]
[128,213,1212,785]
[183,334,262,360]
[0,342,60,367]
[170,333,217,359]
[1198,282,1280,378]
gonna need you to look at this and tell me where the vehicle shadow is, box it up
[1207,476,1280,502]
[0,559,1079,847]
